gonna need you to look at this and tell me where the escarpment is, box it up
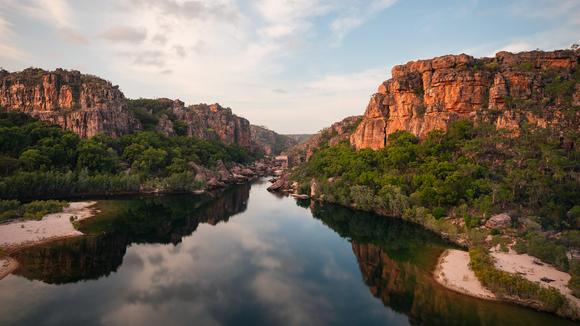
[351,49,580,150]
[250,125,298,156]
[171,100,252,149]
[0,68,141,137]
[0,68,255,149]
[128,98,252,150]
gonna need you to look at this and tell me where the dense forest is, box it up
[0,109,251,199]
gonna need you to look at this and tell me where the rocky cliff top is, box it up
[128,97,252,149]
[0,68,141,137]
[351,49,580,150]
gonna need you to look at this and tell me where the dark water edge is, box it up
[0,179,574,326]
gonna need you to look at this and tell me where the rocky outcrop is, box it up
[172,101,252,149]
[351,49,580,150]
[0,68,141,137]
[284,115,362,165]
[485,213,512,229]
[131,98,252,150]
[250,125,298,156]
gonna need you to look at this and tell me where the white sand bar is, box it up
[492,250,580,311]
[0,201,97,249]
[434,249,497,300]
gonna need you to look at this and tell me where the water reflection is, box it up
[13,184,250,284]
[0,180,575,326]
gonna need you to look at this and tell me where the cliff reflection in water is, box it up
[13,183,250,284]
[310,203,569,326]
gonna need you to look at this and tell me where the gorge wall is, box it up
[0,68,255,150]
[0,68,141,137]
[250,125,298,156]
[171,100,252,149]
[351,49,580,150]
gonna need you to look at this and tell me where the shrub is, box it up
[298,182,310,195]
[432,207,446,219]
[21,200,67,220]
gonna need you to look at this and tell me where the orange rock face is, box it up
[351,49,579,150]
[0,68,141,137]
[170,100,252,149]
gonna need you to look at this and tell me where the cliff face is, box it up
[250,125,297,155]
[131,98,252,150]
[284,115,362,165]
[351,49,580,150]
[0,68,141,137]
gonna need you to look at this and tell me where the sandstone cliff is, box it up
[0,68,141,137]
[128,98,252,150]
[250,125,298,156]
[284,115,362,165]
[172,101,252,149]
[351,49,580,150]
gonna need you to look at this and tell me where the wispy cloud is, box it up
[0,13,27,61]
[101,25,147,44]
[1,0,73,28]
[330,0,398,44]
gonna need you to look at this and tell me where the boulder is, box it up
[267,175,288,192]
[214,160,232,182]
[310,178,318,198]
[485,213,512,229]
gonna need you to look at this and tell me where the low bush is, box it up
[0,199,66,221]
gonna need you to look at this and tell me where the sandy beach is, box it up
[434,249,497,300]
[492,250,580,312]
[0,201,97,250]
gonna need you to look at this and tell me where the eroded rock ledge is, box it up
[351,49,580,150]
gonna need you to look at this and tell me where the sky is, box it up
[0,0,578,134]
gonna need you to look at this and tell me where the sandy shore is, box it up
[434,249,497,300]
[0,201,97,250]
[492,250,580,311]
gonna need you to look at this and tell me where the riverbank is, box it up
[491,250,580,313]
[434,249,497,300]
[268,176,579,320]
[0,201,97,255]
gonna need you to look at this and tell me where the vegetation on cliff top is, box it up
[0,110,251,198]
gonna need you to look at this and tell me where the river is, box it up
[0,179,573,325]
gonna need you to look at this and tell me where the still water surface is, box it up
[0,179,573,325]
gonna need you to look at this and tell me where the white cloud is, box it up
[330,0,397,44]
[1,0,73,28]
